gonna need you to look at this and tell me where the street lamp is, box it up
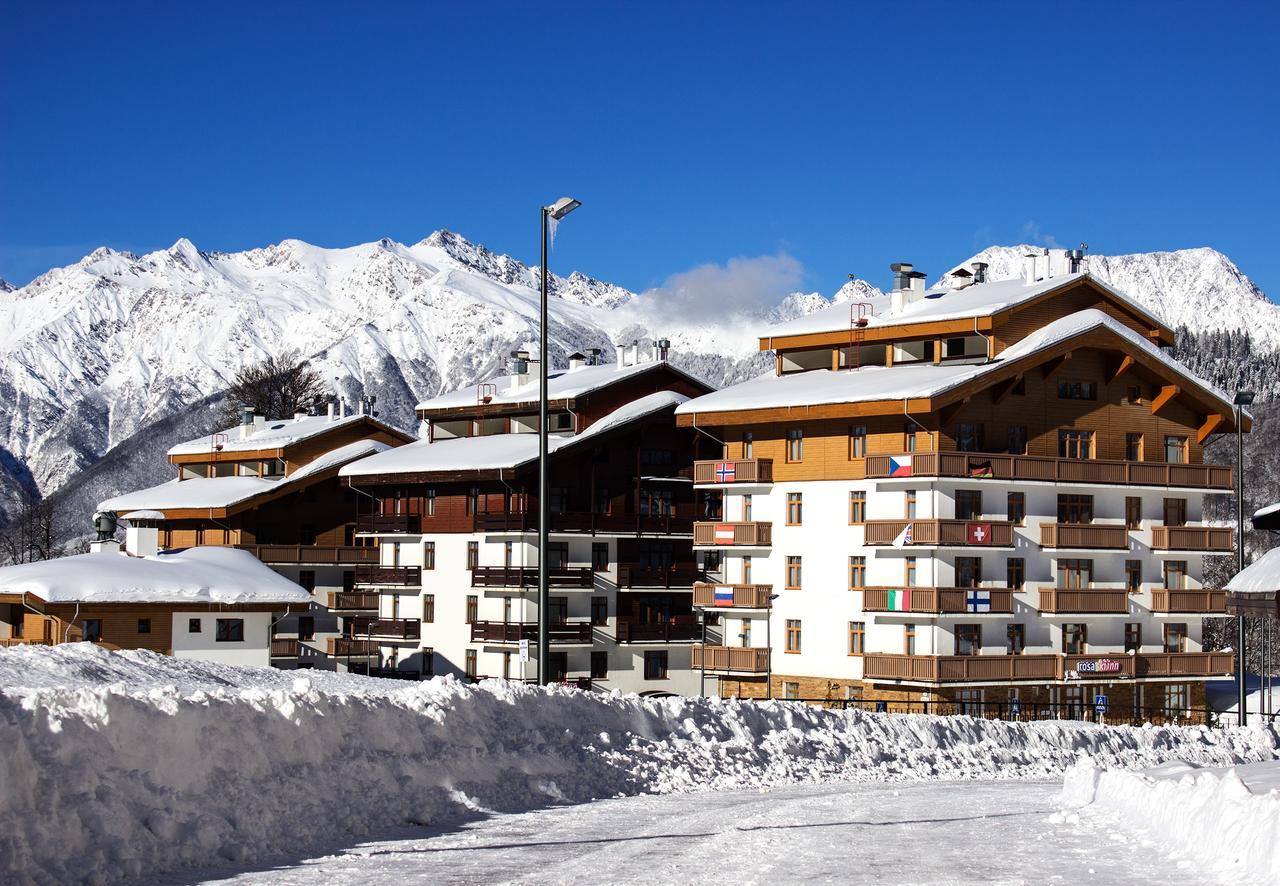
[1234,390,1254,724]
[537,196,581,686]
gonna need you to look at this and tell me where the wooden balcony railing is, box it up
[469,621,594,644]
[862,520,1014,547]
[1039,523,1130,550]
[692,583,774,609]
[270,638,300,657]
[617,565,706,588]
[614,619,701,643]
[1037,587,1130,614]
[237,544,379,565]
[693,522,773,546]
[1135,652,1235,678]
[357,514,422,534]
[470,566,594,588]
[864,651,1235,683]
[691,644,771,673]
[864,451,1233,490]
[0,638,52,648]
[328,592,380,610]
[354,565,422,586]
[346,617,421,639]
[1151,526,1235,552]
[1150,589,1227,613]
[327,637,379,656]
[860,587,1014,614]
[473,511,694,535]
[692,459,774,484]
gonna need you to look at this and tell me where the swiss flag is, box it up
[967,522,992,545]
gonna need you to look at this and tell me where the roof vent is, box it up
[568,351,587,371]
[970,261,988,284]
[586,347,602,366]
[889,262,929,313]
[950,267,974,289]
[655,337,671,361]
[1067,243,1088,274]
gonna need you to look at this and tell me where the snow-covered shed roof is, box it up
[0,546,310,605]
[1254,503,1280,532]
[415,359,697,412]
[343,391,689,478]
[168,413,398,457]
[1226,548,1280,595]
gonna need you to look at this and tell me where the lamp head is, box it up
[1234,391,1256,406]
[546,197,582,220]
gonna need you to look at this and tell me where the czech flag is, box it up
[713,586,735,607]
[889,455,913,477]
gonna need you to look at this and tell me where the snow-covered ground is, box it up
[3,645,1278,885]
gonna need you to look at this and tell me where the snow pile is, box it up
[3,644,1278,884]
[1062,759,1280,881]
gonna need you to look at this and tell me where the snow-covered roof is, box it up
[0,546,310,605]
[415,359,674,411]
[120,510,166,522]
[168,413,383,456]
[99,440,390,513]
[678,309,1233,417]
[343,391,689,478]
[1226,548,1280,595]
[1255,503,1280,520]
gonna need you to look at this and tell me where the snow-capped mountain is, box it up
[0,233,1275,533]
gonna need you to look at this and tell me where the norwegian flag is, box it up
[715,461,737,483]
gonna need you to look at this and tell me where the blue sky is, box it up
[2,1,1277,300]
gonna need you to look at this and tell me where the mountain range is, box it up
[2,232,1278,535]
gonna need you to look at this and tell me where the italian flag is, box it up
[886,588,911,612]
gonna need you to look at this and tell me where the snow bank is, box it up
[3,644,1278,885]
[1062,759,1280,881]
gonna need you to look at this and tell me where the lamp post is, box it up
[537,197,581,686]
[1234,390,1254,724]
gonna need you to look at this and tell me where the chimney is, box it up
[508,349,531,392]
[629,341,640,366]
[326,401,335,421]
[970,261,988,284]
[656,337,671,361]
[253,413,266,431]
[123,514,161,558]
[90,538,121,555]
[339,399,347,419]
[1066,247,1085,274]
[1022,252,1039,285]
[567,351,587,371]
[587,347,602,366]
[950,267,974,289]
[889,262,928,313]
[293,411,307,422]
[614,344,626,370]
[239,405,254,440]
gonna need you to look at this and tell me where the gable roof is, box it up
[168,413,408,458]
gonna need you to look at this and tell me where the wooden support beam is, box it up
[1040,351,1073,381]
[933,339,943,365]
[1150,385,1181,416]
[1196,413,1225,444]
[1107,355,1135,385]
[992,374,1023,405]
[938,397,970,426]
[831,349,840,372]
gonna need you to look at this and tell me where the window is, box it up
[343,571,355,593]
[1057,381,1097,400]
[1006,623,1025,655]
[848,556,866,590]
[1007,492,1025,525]
[423,595,435,623]
[1125,561,1142,593]
[592,543,609,571]
[1164,435,1188,464]
[903,423,918,452]
[136,618,151,635]
[849,491,867,523]
[465,595,479,624]
[786,493,803,526]
[465,649,477,678]
[1125,497,1142,529]
[956,422,984,452]
[905,490,917,519]
[1165,683,1189,717]
[502,651,513,680]
[503,541,514,568]
[424,542,436,570]
[1062,623,1087,654]
[956,557,982,588]
[643,650,669,680]
[1006,557,1025,590]
[785,556,802,589]
[955,624,982,656]
[782,681,800,700]
[426,489,436,516]
[502,597,513,624]
[188,618,201,633]
[1007,425,1028,455]
[422,648,435,678]
[849,425,867,458]
[591,650,609,679]
[1058,429,1095,459]
[1164,560,1189,590]
[1057,494,1094,524]
[1125,433,1144,461]
[467,541,479,570]
[1126,385,1142,405]
[591,596,608,626]
[548,597,568,624]
[956,490,983,520]
[215,618,244,642]
[1057,559,1093,590]
[298,616,315,641]
[905,556,918,587]
[785,619,802,653]
[467,487,479,516]
[786,429,804,462]
[549,652,568,682]
[945,337,965,358]
[740,618,752,647]
[741,555,753,584]
[903,623,917,655]
[547,542,569,569]
[1124,623,1142,653]
[741,494,753,522]
[299,570,316,593]
[595,486,611,515]
[1163,623,1188,653]
[1163,498,1187,527]
[743,432,753,458]
[848,621,865,655]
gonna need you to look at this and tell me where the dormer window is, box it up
[1057,381,1097,400]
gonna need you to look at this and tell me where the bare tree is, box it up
[220,352,327,426]
[0,484,59,565]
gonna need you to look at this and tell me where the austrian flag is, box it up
[889,455,913,477]
[714,523,737,544]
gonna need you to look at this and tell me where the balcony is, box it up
[1037,587,1130,614]
[692,458,774,485]
[1151,526,1234,552]
[470,566,594,588]
[862,520,1015,547]
[1151,589,1227,614]
[1135,651,1235,678]
[357,514,421,534]
[327,637,379,656]
[1039,523,1130,550]
[864,451,1233,491]
[618,565,706,588]
[693,521,773,547]
[469,621,594,644]
[346,617,421,640]
[691,644,771,673]
[354,565,422,586]
[237,544,379,565]
[692,583,774,609]
[614,618,701,643]
[863,651,1235,684]
[860,587,1014,614]
[328,591,380,610]
[270,638,300,657]
[474,511,694,536]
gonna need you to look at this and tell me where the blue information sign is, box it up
[1094,694,1108,714]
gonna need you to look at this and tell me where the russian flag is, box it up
[889,455,913,477]
[713,586,735,607]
